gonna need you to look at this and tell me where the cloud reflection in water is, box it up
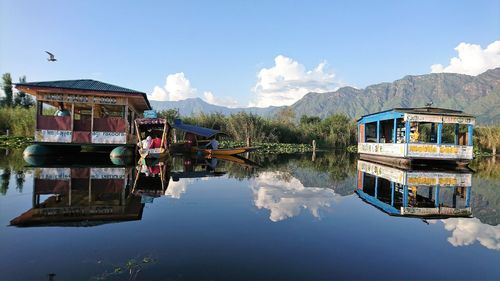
[250,172,340,222]
[442,218,500,250]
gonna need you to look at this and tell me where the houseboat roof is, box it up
[357,107,475,122]
[16,79,151,110]
[172,119,222,138]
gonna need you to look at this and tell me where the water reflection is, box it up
[356,160,472,218]
[133,161,169,203]
[10,167,142,227]
[1,149,499,279]
[251,171,340,222]
[355,159,500,251]
[442,217,500,250]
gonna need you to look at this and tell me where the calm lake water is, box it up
[0,149,499,281]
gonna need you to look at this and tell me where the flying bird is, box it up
[425,101,433,107]
[45,51,57,62]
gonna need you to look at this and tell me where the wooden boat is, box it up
[171,119,257,155]
[135,111,171,160]
[357,107,475,167]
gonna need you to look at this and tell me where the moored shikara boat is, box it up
[171,118,255,155]
[357,107,475,167]
[135,110,171,160]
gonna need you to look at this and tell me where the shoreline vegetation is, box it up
[0,107,498,156]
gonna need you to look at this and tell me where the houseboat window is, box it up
[378,120,394,143]
[73,105,92,121]
[38,101,67,116]
[441,123,468,145]
[456,124,469,145]
[395,118,405,143]
[410,122,437,143]
[376,177,392,202]
[94,104,125,118]
[365,122,377,143]
[362,173,376,196]
[73,104,92,132]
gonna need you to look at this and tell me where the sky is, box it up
[0,0,499,108]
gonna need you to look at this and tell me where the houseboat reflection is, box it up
[10,167,143,227]
[356,160,472,218]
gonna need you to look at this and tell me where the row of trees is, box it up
[1,73,34,108]
[158,109,358,148]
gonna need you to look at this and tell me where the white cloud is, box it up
[150,73,240,107]
[442,218,500,250]
[150,72,197,101]
[203,91,240,108]
[251,55,341,107]
[250,171,340,222]
[431,40,500,76]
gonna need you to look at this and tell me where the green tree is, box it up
[1,73,13,108]
[157,109,180,124]
[13,76,34,108]
[475,126,500,156]
[300,115,321,125]
[320,114,357,148]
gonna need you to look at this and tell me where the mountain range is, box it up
[151,68,500,124]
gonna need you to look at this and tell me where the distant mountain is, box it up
[150,97,281,117]
[151,68,500,124]
[290,68,500,124]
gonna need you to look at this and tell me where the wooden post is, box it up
[393,118,397,143]
[90,104,94,143]
[437,123,443,145]
[376,120,380,143]
[312,140,316,162]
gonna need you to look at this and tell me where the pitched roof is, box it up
[16,79,151,109]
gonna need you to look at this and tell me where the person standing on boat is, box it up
[205,136,219,150]
[138,136,152,150]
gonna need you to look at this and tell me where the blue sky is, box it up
[1,0,499,107]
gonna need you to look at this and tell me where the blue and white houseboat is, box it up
[357,107,475,167]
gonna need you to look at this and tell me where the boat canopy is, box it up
[135,118,168,125]
[172,119,221,138]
